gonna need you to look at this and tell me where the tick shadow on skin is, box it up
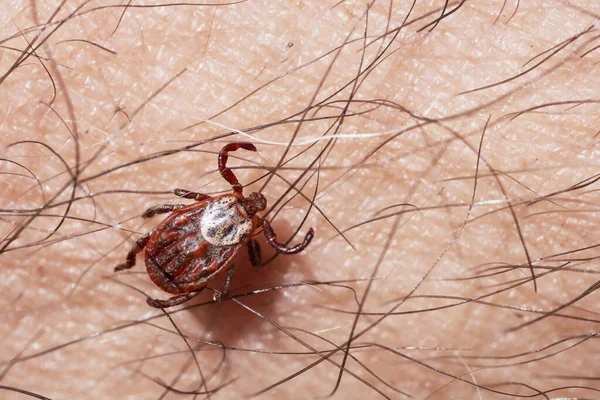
[185,238,318,346]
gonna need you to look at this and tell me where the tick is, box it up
[114,142,315,308]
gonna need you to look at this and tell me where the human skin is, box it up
[1,1,599,399]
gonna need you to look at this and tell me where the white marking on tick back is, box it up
[201,196,253,246]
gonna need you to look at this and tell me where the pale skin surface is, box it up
[1,1,599,399]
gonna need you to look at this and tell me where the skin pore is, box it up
[1,1,599,399]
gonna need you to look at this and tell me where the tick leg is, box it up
[218,142,257,194]
[214,264,236,302]
[261,219,315,254]
[114,233,150,272]
[142,204,187,218]
[247,239,262,267]
[146,290,202,308]
[174,188,211,201]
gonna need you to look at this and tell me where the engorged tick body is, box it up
[115,142,314,308]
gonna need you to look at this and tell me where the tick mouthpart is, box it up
[241,192,267,216]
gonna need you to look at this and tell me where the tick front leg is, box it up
[218,142,257,194]
[174,188,211,202]
[213,264,236,302]
[247,240,262,267]
[141,204,187,218]
[260,219,315,254]
[114,233,150,272]
[146,290,203,308]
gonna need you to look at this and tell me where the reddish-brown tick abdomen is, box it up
[144,194,257,294]
[114,142,313,309]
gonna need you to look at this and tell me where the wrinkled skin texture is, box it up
[1,1,599,399]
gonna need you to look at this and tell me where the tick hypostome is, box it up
[114,142,315,308]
